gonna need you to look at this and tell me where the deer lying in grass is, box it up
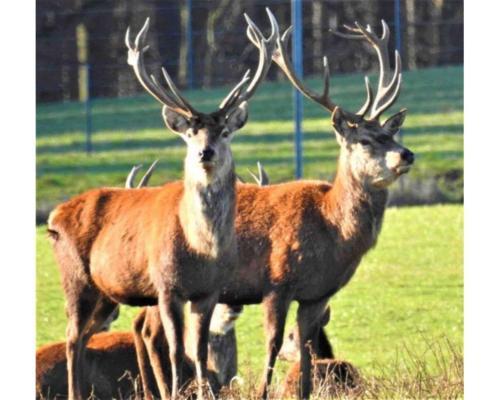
[47,12,278,400]
[35,305,244,399]
[36,332,139,400]
[137,18,414,400]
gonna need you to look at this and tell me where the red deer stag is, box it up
[133,162,267,399]
[39,163,243,400]
[243,18,413,398]
[47,11,278,400]
[124,18,413,400]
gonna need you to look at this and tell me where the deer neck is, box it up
[324,152,388,251]
[180,160,236,258]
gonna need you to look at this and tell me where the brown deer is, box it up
[37,163,244,400]
[133,162,268,399]
[36,304,243,400]
[36,332,140,400]
[47,12,278,400]
[136,18,414,399]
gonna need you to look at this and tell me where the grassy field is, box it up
[36,65,463,396]
[37,204,463,384]
[36,66,463,207]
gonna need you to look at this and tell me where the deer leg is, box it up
[65,290,115,400]
[133,308,162,400]
[189,293,219,398]
[296,300,330,400]
[257,292,291,400]
[158,292,184,400]
[143,307,172,400]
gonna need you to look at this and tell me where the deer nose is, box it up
[402,149,414,164]
[199,148,215,162]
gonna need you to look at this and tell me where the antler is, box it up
[335,20,402,120]
[126,11,278,120]
[248,161,269,186]
[125,19,198,118]
[125,160,159,189]
[247,22,337,113]
[218,8,279,116]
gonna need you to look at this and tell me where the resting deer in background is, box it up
[36,305,244,399]
[47,11,278,400]
[134,17,414,400]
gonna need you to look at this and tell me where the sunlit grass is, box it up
[37,204,463,382]
[37,66,463,205]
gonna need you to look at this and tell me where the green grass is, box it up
[37,66,463,206]
[37,204,463,379]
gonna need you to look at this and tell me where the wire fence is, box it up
[36,0,463,177]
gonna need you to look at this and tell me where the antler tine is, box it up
[219,70,251,111]
[137,159,159,188]
[125,164,142,189]
[160,68,197,116]
[264,22,336,113]
[219,8,278,115]
[126,19,197,118]
[248,161,269,186]
[338,20,402,119]
[257,161,269,186]
[357,76,374,116]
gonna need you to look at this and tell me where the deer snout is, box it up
[401,149,414,164]
[199,147,215,163]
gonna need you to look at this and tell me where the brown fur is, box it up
[49,159,239,399]
[134,305,240,399]
[278,359,361,399]
[36,332,139,399]
[135,104,413,399]
[36,328,237,400]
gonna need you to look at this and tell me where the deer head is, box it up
[249,19,414,189]
[126,11,278,185]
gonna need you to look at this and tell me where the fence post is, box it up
[394,0,403,143]
[291,0,303,179]
[84,63,92,154]
[186,0,194,89]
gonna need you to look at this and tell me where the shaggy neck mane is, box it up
[181,165,237,257]
[323,153,388,254]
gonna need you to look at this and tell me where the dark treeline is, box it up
[36,0,463,103]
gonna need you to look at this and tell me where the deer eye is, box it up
[359,139,372,147]
[221,129,230,138]
[347,121,359,129]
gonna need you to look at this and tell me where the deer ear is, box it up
[331,108,357,139]
[382,109,407,136]
[331,107,345,132]
[225,102,248,133]
[162,106,190,135]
